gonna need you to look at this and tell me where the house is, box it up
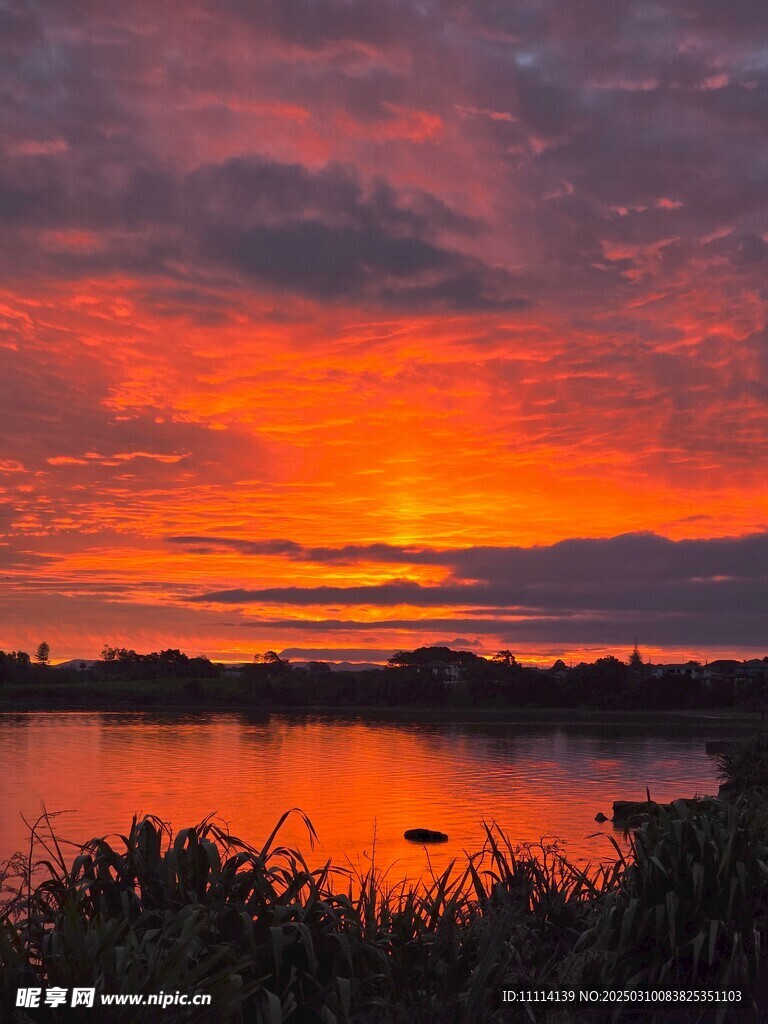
[551,659,569,679]
[650,662,705,680]
[415,660,461,682]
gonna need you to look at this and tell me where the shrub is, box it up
[715,738,768,793]
[581,798,768,1018]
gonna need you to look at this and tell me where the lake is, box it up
[0,710,749,882]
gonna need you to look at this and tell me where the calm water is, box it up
[0,711,745,881]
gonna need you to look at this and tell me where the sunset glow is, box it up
[2,1,768,662]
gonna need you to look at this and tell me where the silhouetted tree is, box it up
[386,651,411,669]
[0,650,33,684]
[628,641,643,673]
[97,645,214,680]
[101,645,138,663]
[35,642,50,666]
[492,650,517,667]
[307,661,332,674]
[255,651,289,666]
[386,646,481,669]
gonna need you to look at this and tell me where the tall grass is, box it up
[2,803,767,1022]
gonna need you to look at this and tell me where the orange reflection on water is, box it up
[0,711,729,888]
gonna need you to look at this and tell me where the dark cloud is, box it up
[444,533,768,586]
[167,536,446,563]
[219,0,420,50]
[6,1,521,310]
[4,0,768,311]
[233,612,768,650]
[200,220,522,308]
[192,582,431,605]
[190,575,768,616]
[0,142,523,308]
[188,159,512,310]
[186,532,768,648]
[171,530,768,584]
[186,157,477,238]
[236,617,520,632]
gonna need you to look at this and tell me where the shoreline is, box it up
[0,695,761,727]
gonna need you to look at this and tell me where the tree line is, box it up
[2,642,764,711]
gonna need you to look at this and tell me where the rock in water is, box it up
[404,828,448,843]
[594,812,608,823]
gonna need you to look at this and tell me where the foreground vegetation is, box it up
[4,761,768,1023]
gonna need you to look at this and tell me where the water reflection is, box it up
[0,710,751,881]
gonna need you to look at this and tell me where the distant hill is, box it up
[292,661,384,673]
[226,660,383,673]
[53,659,382,673]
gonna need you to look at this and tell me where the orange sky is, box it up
[2,1,768,663]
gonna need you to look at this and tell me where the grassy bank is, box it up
[0,676,248,711]
[0,676,759,728]
[3,793,768,1023]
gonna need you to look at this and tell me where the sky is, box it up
[1,0,768,664]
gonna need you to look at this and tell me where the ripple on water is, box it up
[0,710,734,880]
